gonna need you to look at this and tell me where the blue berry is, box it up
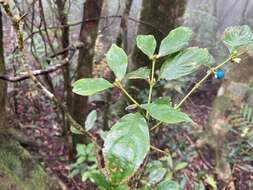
[214,69,225,79]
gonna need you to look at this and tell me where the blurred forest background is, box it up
[1,0,253,189]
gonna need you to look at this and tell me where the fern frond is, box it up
[228,103,253,138]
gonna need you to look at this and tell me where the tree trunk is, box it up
[72,0,102,144]
[55,0,71,109]
[132,0,186,68]
[0,9,6,133]
[198,60,253,190]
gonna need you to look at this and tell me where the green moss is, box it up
[0,134,60,190]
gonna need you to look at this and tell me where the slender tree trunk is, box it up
[72,0,102,144]
[55,0,71,109]
[0,9,6,132]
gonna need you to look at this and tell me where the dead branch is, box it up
[0,42,84,82]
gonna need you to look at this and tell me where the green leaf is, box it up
[106,44,128,80]
[68,169,80,178]
[146,161,166,184]
[156,180,181,190]
[85,110,97,131]
[103,113,150,184]
[159,47,214,80]
[137,35,157,58]
[125,67,151,80]
[158,26,193,57]
[174,162,188,172]
[160,154,173,170]
[76,144,86,156]
[87,171,111,190]
[142,102,192,124]
[223,25,253,53]
[70,125,83,135]
[205,175,217,190]
[72,78,113,96]
[115,184,130,190]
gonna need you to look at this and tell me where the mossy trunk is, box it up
[200,59,253,190]
[0,134,61,190]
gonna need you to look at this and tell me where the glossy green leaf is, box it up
[125,67,151,80]
[159,47,214,80]
[137,35,157,58]
[72,78,113,96]
[158,26,193,57]
[85,110,97,131]
[142,102,192,124]
[156,180,181,190]
[106,44,128,80]
[223,25,253,53]
[103,113,150,184]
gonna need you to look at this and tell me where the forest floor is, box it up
[5,80,216,190]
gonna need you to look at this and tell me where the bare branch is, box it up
[0,42,84,82]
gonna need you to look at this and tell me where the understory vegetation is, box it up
[0,1,253,190]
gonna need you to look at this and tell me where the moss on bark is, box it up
[0,134,61,190]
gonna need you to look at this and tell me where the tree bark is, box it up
[0,8,6,132]
[55,0,71,109]
[72,0,102,144]
[198,59,253,190]
[132,0,186,67]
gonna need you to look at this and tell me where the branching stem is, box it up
[114,80,141,108]
[151,56,235,131]
[146,57,157,117]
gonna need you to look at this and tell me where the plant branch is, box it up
[114,80,141,108]
[175,56,232,109]
[0,43,84,82]
[146,57,157,117]
[151,56,234,132]
[150,145,171,157]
